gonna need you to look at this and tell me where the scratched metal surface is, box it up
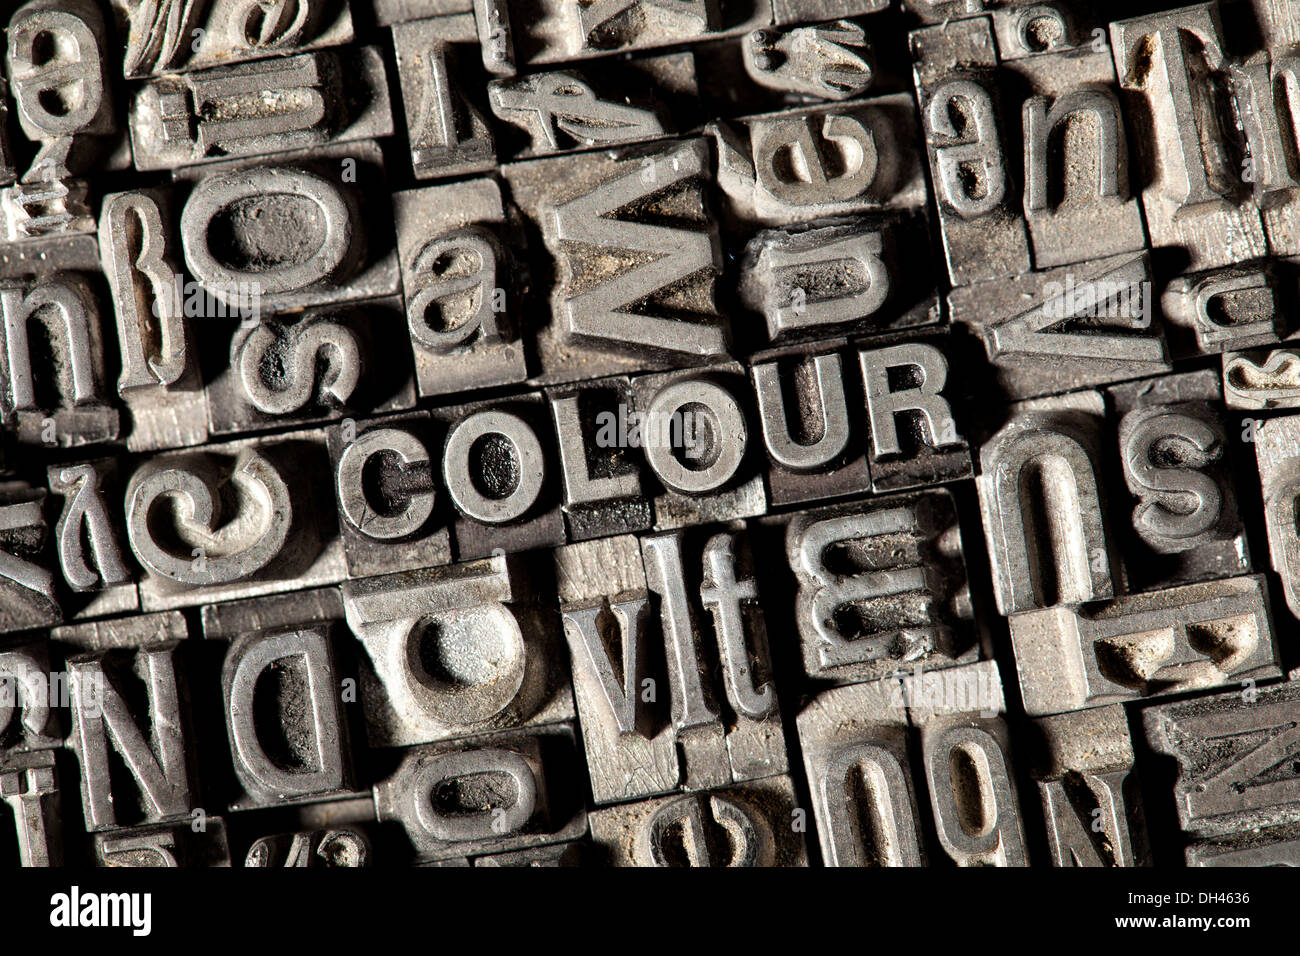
[0,0,1297,868]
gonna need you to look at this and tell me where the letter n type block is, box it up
[797,678,925,866]
[56,611,196,830]
[1144,680,1300,838]
[976,395,1121,614]
[1005,45,1147,269]
[1031,706,1149,867]
[0,274,119,446]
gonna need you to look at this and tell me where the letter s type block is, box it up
[1109,370,1249,590]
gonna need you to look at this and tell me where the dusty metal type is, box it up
[1,0,1297,873]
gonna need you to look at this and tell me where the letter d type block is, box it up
[1010,575,1280,716]
[221,627,355,811]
